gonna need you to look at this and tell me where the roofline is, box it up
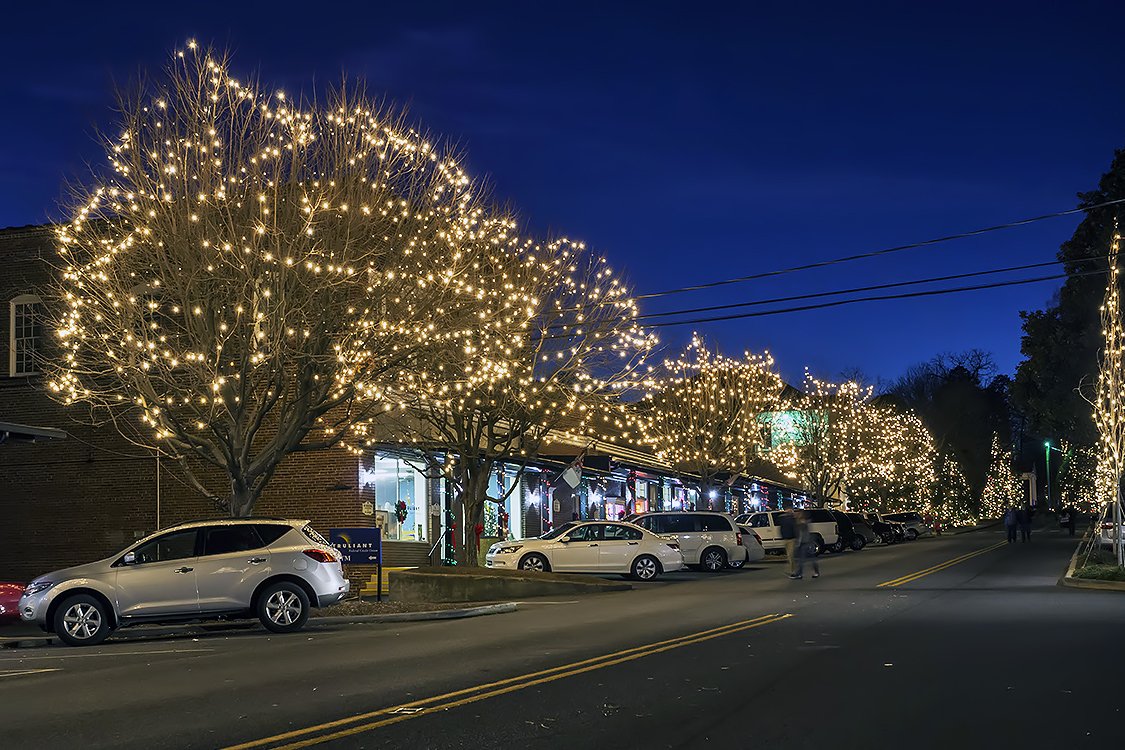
[0,421,68,443]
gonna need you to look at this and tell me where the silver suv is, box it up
[19,518,349,646]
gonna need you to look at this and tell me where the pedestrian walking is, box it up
[790,510,820,579]
[1003,506,1018,543]
[778,509,798,576]
[1018,504,1032,543]
[1066,506,1077,536]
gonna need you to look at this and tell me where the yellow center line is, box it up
[878,541,1008,588]
[222,613,792,750]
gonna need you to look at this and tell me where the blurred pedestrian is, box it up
[1065,506,1077,536]
[1018,504,1032,543]
[778,509,797,576]
[790,510,820,580]
[1003,506,1018,543]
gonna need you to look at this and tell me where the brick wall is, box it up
[0,225,372,581]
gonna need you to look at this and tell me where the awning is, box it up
[0,421,68,444]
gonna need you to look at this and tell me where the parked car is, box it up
[486,520,684,580]
[630,512,750,571]
[845,513,878,545]
[0,582,23,624]
[863,513,902,544]
[19,518,350,646]
[882,512,932,540]
[735,509,840,556]
[829,510,866,551]
[1097,501,1125,549]
[734,525,767,567]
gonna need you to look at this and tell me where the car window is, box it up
[661,515,697,533]
[542,521,578,540]
[698,515,732,532]
[566,524,603,542]
[808,510,834,523]
[132,529,198,564]
[604,524,643,541]
[203,525,264,556]
[747,514,771,528]
[255,524,291,545]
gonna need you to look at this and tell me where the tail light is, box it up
[736,531,743,546]
[1103,522,1115,530]
[303,548,337,563]
[666,541,680,550]
[751,530,763,543]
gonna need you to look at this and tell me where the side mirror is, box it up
[558,536,571,543]
[122,551,137,565]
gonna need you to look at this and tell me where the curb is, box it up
[1059,532,1125,592]
[311,602,517,625]
[950,521,1001,535]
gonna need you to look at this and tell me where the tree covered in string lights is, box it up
[1054,441,1098,512]
[768,372,871,506]
[349,237,655,565]
[979,433,1020,518]
[46,42,514,516]
[632,337,783,502]
[932,451,977,526]
[847,405,937,514]
[1085,222,1125,564]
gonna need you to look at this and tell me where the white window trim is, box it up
[9,293,42,377]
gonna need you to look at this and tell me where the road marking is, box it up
[0,668,61,679]
[0,648,214,662]
[877,541,1008,588]
[222,613,793,750]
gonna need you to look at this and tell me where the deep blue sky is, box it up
[2,1,1122,384]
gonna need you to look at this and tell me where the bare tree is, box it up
[351,238,654,565]
[633,337,783,501]
[47,43,501,516]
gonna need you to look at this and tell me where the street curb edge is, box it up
[311,602,518,625]
[1058,532,1125,592]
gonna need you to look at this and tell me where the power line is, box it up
[633,197,1125,301]
[636,257,1097,322]
[638,266,1109,329]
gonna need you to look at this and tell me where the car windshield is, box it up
[541,522,579,540]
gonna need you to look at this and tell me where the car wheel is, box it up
[631,555,661,581]
[701,546,728,572]
[850,536,866,551]
[812,534,825,556]
[830,540,845,553]
[906,529,918,541]
[518,552,551,573]
[728,558,746,569]
[881,533,894,544]
[257,581,310,633]
[53,594,112,647]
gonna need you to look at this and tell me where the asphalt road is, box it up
[2,523,1122,749]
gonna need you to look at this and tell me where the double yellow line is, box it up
[878,541,1008,588]
[223,612,792,750]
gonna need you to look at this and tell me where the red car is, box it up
[0,582,24,624]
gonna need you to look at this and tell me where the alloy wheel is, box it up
[704,550,725,571]
[265,590,302,626]
[62,602,102,641]
[521,555,546,572]
[635,557,658,580]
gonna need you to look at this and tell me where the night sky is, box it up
[2,1,1122,384]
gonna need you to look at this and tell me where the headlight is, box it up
[497,545,523,555]
[23,581,54,597]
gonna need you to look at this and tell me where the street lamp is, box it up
[1044,441,1064,510]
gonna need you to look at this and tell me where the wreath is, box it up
[394,500,408,524]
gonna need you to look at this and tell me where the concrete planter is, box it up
[391,567,632,602]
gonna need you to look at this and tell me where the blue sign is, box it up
[329,527,381,565]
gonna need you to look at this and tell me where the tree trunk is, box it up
[456,459,493,566]
[230,478,256,518]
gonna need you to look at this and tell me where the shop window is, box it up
[9,294,42,377]
[358,454,428,542]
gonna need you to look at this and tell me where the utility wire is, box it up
[637,267,1109,329]
[633,197,1125,300]
[635,257,1098,322]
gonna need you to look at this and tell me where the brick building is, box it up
[0,223,808,583]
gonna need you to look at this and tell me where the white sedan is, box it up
[485,521,685,581]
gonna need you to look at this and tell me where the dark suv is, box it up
[829,510,866,551]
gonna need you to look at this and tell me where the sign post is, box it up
[329,527,383,602]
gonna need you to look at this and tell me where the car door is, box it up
[552,524,603,572]
[193,525,274,612]
[113,528,201,618]
[599,524,642,572]
[665,515,701,562]
[749,513,779,543]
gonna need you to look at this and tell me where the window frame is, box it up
[201,525,266,556]
[9,293,42,377]
[118,528,201,566]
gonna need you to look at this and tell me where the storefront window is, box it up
[358,454,428,542]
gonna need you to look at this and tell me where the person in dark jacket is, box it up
[1017,504,1032,542]
[1003,506,1018,543]
[778,510,797,576]
[1062,506,1077,536]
